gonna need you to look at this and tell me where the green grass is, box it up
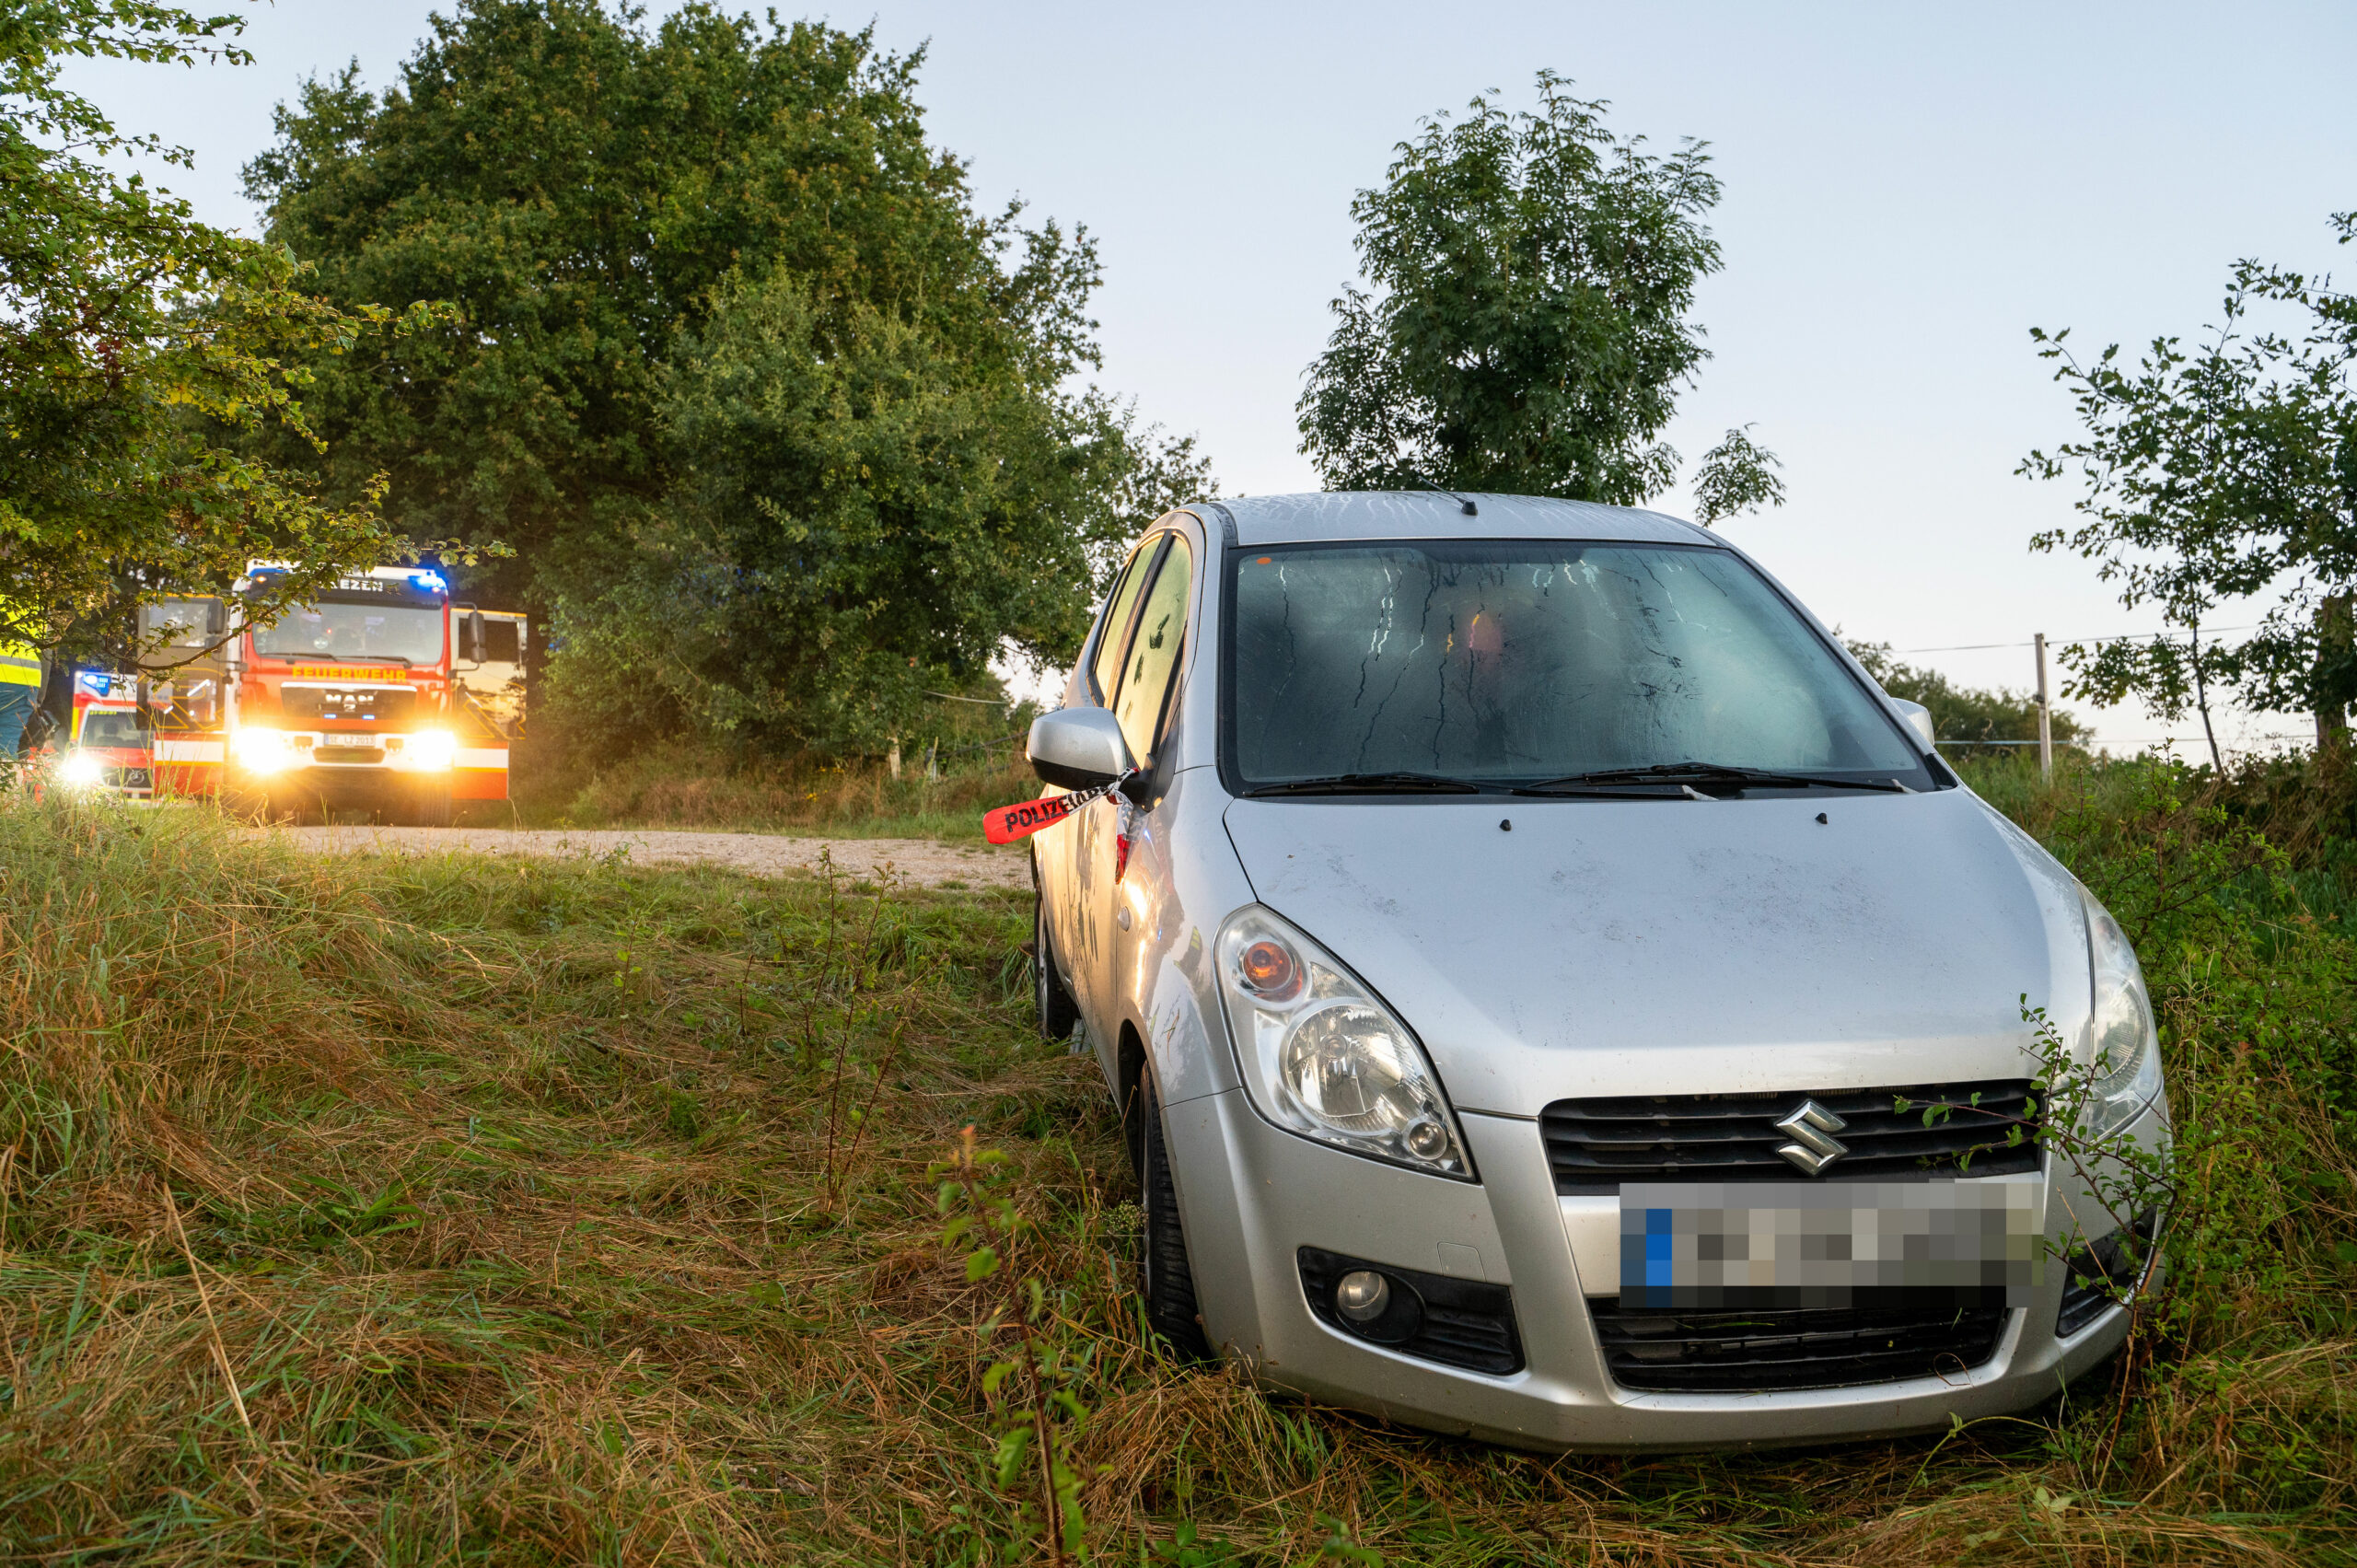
[438,741,1039,839]
[513,721,1042,842]
[0,773,2351,1565]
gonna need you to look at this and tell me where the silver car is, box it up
[1026,492,2168,1450]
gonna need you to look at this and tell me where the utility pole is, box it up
[2034,633,2053,780]
[2189,620,2223,772]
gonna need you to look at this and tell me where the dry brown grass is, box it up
[0,795,2350,1565]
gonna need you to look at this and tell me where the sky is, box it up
[59,0,2357,752]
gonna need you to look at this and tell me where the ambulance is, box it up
[54,670,152,797]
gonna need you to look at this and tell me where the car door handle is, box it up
[1114,906,1132,931]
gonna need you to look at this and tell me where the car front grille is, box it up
[283,685,418,725]
[103,766,152,792]
[1539,1079,2040,1193]
[1588,1296,2011,1391]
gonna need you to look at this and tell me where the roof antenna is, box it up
[1412,476,1478,517]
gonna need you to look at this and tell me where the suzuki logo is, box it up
[1773,1098,1850,1175]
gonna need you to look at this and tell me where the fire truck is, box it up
[140,565,526,822]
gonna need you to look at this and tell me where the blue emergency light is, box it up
[409,570,448,594]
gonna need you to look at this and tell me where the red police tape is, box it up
[982,771,1134,844]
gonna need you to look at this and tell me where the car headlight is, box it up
[1213,906,1473,1179]
[2084,896,2165,1139]
[396,730,457,771]
[232,727,296,775]
[57,750,104,787]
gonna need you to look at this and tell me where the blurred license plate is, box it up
[320,733,374,747]
[1620,1180,2043,1310]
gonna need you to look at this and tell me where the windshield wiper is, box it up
[1514,762,1910,796]
[1243,771,1490,797]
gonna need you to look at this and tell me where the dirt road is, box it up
[258,824,1029,890]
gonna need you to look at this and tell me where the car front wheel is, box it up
[1032,889,1080,1043]
[1139,1070,1213,1361]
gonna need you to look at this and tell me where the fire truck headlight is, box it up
[401,730,457,771]
[57,750,104,788]
[233,727,296,775]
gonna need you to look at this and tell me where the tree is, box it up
[0,1,431,668]
[245,1,1208,751]
[1296,72,1782,523]
[549,264,1206,750]
[2022,211,2357,749]
[1691,424,1786,526]
[1849,641,2091,758]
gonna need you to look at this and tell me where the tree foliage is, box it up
[1691,424,1785,526]
[0,0,433,664]
[554,267,1198,748]
[2023,212,2357,737]
[246,0,1208,751]
[1296,72,1781,522]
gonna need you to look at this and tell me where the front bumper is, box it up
[231,728,508,802]
[70,757,153,798]
[235,729,450,796]
[239,729,450,773]
[1164,1088,2150,1451]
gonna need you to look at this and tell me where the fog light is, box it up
[1335,1270,1390,1324]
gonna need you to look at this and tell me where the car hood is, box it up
[1221,790,2089,1118]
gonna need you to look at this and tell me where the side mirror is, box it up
[454,605,485,664]
[206,599,226,638]
[1888,698,1935,750]
[468,610,487,662]
[1027,706,1133,791]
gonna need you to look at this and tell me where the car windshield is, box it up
[252,602,443,664]
[1225,540,1930,789]
[79,710,145,748]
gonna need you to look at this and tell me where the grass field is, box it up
[511,716,1043,842]
[0,756,2351,1565]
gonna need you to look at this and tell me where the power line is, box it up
[1896,624,2260,655]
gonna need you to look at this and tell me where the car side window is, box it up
[1109,537,1192,768]
[1088,539,1164,703]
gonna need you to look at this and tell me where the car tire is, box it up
[1138,1070,1213,1361]
[1032,889,1080,1043]
[406,782,453,828]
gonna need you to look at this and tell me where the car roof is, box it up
[1195,491,1719,549]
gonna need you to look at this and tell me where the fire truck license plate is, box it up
[320,733,375,747]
